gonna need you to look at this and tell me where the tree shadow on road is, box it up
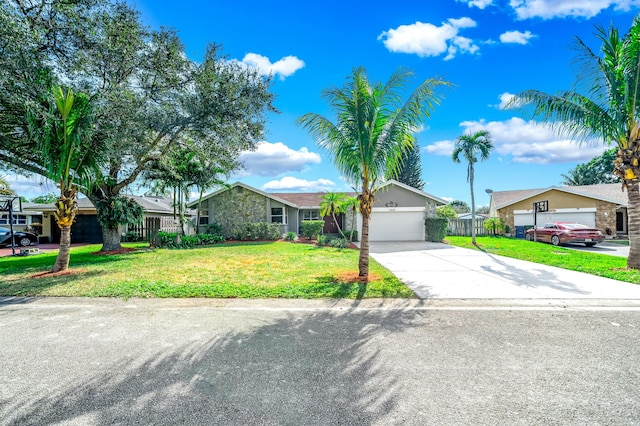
[5,302,427,425]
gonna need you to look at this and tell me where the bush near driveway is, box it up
[445,236,640,284]
[0,242,414,299]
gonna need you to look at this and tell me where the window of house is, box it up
[303,209,320,220]
[199,209,209,225]
[271,207,286,224]
[0,214,27,225]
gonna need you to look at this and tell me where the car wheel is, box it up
[585,243,596,247]
[18,237,32,247]
[551,235,560,246]
[525,233,532,241]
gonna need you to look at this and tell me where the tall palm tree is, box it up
[298,67,450,280]
[28,86,100,272]
[509,18,640,268]
[452,130,493,245]
[319,192,346,238]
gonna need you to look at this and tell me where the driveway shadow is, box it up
[480,252,590,296]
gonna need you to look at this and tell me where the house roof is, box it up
[491,183,627,209]
[187,182,299,209]
[270,192,357,209]
[23,195,176,214]
[377,180,448,205]
[189,180,447,209]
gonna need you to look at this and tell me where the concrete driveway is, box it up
[368,241,640,300]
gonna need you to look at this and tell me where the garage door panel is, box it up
[369,210,425,241]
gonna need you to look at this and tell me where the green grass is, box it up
[0,242,414,299]
[445,236,640,284]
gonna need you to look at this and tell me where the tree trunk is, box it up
[332,212,345,239]
[469,165,477,245]
[359,212,370,280]
[52,225,71,272]
[626,180,640,269]
[100,226,122,252]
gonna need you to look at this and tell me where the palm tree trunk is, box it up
[469,165,477,245]
[627,180,640,269]
[332,212,345,238]
[53,225,71,272]
[359,213,370,280]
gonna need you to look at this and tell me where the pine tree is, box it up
[391,140,425,190]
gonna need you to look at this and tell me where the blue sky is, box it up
[8,0,640,207]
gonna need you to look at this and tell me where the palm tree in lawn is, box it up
[508,18,640,268]
[28,86,99,272]
[452,130,493,245]
[298,67,450,280]
[342,195,359,242]
[319,192,346,238]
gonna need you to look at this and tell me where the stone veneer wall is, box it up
[595,200,617,236]
[211,187,268,237]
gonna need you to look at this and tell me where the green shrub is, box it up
[425,217,447,242]
[302,220,324,239]
[230,222,281,241]
[285,231,297,241]
[205,222,223,235]
[483,217,504,236]
[198,233,225,245]
[123,230,142,242]
[316,234,329,246]
[343,229,358,242]
[329,238,348,248]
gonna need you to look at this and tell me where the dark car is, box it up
[524,222,604,247]
[0,227,38,247]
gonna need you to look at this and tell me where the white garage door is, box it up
[368,208,425,241]
[514,209,596,228]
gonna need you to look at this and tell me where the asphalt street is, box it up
[1,297,639,425]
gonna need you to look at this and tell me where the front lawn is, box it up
[0,242,414,299]
[445,236,640,284]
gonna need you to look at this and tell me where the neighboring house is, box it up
[0,202,44,235]
[22,195,182,244]
[188,180,446,241]
[489,183,627,238]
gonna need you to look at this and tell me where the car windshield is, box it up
[560,223,589,230]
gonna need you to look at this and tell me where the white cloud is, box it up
[456,0,495,9]
[509,0,640,20]
[493,92,517,109]
[424,140,455,155]
[241,53,305,80]
[440,196,455,203]
[2,174,57,200]
[262,177,336,192]
[378,17,480,60]
[499,30,536,44]
[459,117,607,163]
[238,142,321,177]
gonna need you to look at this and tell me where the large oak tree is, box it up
[0,0,276,250]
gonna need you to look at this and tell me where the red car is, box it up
[524,222,604,247]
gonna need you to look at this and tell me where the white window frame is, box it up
[0,214,27,225]
[271,207,287,224]
[199,208,209,225]
[303,209,320,220]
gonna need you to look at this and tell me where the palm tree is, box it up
[452,130,493,245]
[342,195,359,242]
[298,67,450,280]
[28,86,100,272]
[509,18,640,268]
[319,192,346,238]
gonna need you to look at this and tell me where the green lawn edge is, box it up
[445,236,640,284]
[0,242,416,299]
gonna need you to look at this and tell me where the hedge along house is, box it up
[22,195,182,244]
[189,180,446,241]
[488,183,628,239]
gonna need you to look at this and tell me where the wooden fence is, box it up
[447,218,487,236]
[125,216,183,241]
